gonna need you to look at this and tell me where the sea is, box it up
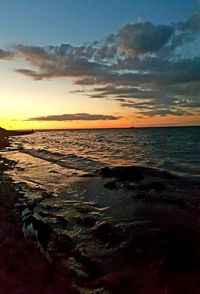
[7,126,200,178]
[1,126,199,252]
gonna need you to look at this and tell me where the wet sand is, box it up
[1,155,200,294]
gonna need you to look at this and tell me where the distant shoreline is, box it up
[8,125,200,132]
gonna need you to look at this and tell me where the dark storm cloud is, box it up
[11,13,200,117]
[26,113,121,121]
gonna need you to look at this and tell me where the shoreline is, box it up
[0,157,81,294]
[1,156,200,293]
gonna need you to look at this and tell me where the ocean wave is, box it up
[158,159,200,177]
[21,148,105,172]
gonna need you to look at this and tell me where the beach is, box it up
[1,133,200,293]
[1,1,200,292]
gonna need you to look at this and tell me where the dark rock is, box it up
[80,173,96,178]
[16,167,25,171]
[51,233,75,254]
[42,204,52,210]
[76,206,92,213]
[0,137,10,149]
[56,216,68,227]
[92,221,123,243]
[99,167,111,177]
[138,182,165,192]
[41,191,52,198]
[104,180,117,190]
[99,166,144,181]
[76,216,98,227]
[38,211,50,218]
[72,250,103,278]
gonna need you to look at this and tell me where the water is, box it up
[1,126,199,256]
[9,126,200,178]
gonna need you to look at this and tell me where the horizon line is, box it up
[5,124,200,132]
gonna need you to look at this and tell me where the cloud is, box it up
[138,108,192,117]
[15,43,112,81]
[117,22,174,56]
[0,49,12,60]
[9,13,200,118]
[26,113,121,121]
[16,69,44,80]
[177,13,200,32]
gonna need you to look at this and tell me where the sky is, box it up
[0,0,200,129]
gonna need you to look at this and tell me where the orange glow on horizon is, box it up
[0,63,199,131]
[1,113,200,131]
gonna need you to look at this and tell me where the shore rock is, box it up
[56,215,69,227]
[51,233,75,255]
[138,182,165,192]
[99,166,144,181]
[92,221,123,243]
[76,215,98,227]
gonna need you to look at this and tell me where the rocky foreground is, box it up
[1,157,200,294]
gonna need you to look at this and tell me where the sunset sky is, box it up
[0,0,200,129]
